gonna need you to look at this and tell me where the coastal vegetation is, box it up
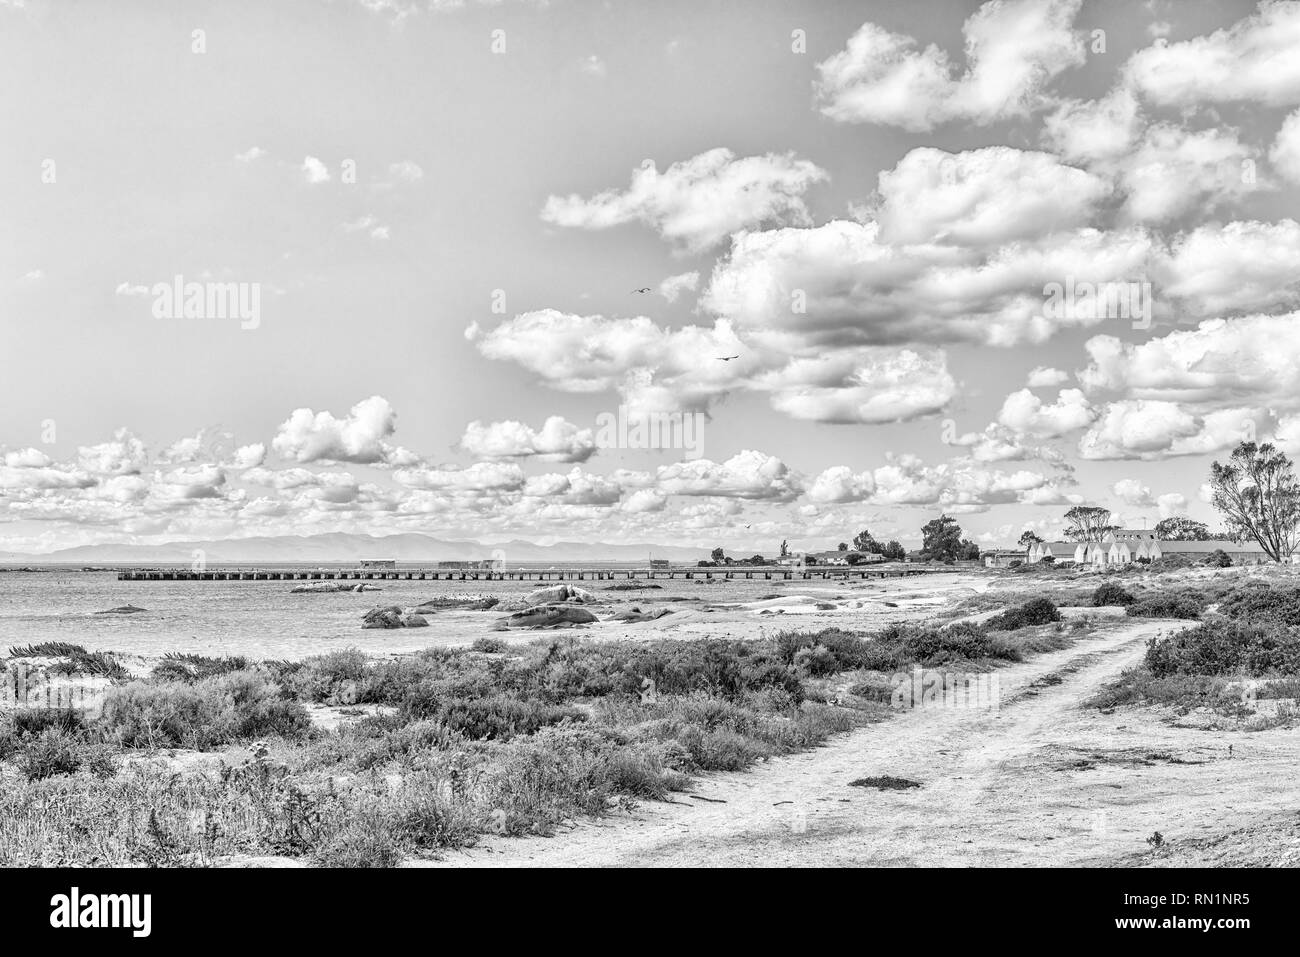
[0,598,1090,868]
[1089,581,1300,723]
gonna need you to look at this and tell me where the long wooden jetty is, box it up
[115,564,942,583]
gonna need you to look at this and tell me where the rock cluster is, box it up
[361,605,429,629]
[492,603,599,630]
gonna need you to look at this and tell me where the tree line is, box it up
[1024,442,1300,563]
[706,441,1300,567]
[708,515,981,566]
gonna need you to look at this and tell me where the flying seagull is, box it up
[716,355,740,361]
[632,287,651,293]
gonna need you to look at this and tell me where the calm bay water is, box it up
[0,569,789,661]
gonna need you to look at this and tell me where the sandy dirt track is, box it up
[425,618,1300,867]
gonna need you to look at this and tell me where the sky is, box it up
[3,0,1300,555]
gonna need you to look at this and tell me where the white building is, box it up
[1021,529,1268,568]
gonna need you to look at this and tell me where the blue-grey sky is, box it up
[3,0,1300,553]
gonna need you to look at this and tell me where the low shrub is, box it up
[1087,668,1240,713]
[986,598,1062,631]
[14,727,117,781]
[1257,676,1300,700]
[1092,582,1136,607]
[792,645,838,677]
[852,622,1020,669]
[391,774,482,849]
[311,807,404,868]
[1126,593,1203,620]
[8,642,129,679]
[101,670,313,750]
[283,650,371,704]
[46,650,129,680]
[151,653,250,683]
[10,707,87,737]
[8,642,85,658]
[406,693,585,741]
[1217,586,1300,627]
[1145,620,1300,678]
[847,672,895,703]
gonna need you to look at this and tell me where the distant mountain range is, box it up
[0,532,711,565]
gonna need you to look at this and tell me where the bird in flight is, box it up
[632,287,651,294]
[716,355,740,361]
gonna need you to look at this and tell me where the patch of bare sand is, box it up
[416,618,1300,868]
[1103,815,1300,867]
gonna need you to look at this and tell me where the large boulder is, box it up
[361,606,406,629]
[292,582,344,593]
[523,584,597,605]
[362,606,432,629]
[493,603,599,630]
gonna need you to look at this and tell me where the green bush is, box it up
[46,650,129,680]
[518,638,805,704]
[1088,668,1239,712]
[283,650,371,703]
[1092,582,1136,606]
[312,808,404,868]
[9,642,85,658]
[10,707,87,737]
[792,645,838,676]
[101,670,313,750]
[1145,620,1300,677]
[777,626,1000,673]
[9,643,129,679]
[822,622,1023,670]
[1126,593,1203,620]
[1258,676,1300,700]
[395,684,584,741]
[779,627,880,669]
[151,653,250,683]
[847,672,895,702]
[1217,586,1300,627]
[986,598,1062,630]
[15,728,117,781]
